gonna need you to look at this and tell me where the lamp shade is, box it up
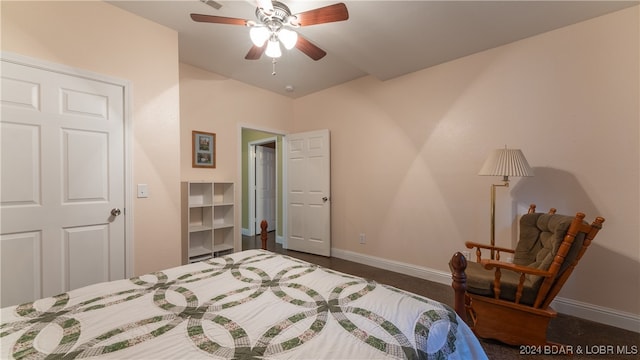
[478,148,533,179]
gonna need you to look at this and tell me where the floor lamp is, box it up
[478,147,533,259]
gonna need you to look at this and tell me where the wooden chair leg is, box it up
[465,294,476,327]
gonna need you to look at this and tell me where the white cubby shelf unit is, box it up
[181,181,235,263]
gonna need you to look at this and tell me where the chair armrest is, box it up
[465,241,515,262]
[465,241,515,254]
[480,260,552,278]
[480,259,553,304]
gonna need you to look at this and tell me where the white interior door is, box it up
[286,129,330,256]
[0,58,126,307]
[256,145,276,232]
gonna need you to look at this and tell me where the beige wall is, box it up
[2,1,182,275]
[293,6,639,316]
[3,0,638,323]
[179,63,292,250]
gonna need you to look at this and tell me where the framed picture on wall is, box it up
[192,130,216,168]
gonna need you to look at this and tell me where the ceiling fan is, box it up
[190,0,349,61]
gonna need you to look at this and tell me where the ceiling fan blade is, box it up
[245,44,266,60]
[295,3,349,26]
[190,13,248,25]
[295,36,326,61]
[256,0,274,14]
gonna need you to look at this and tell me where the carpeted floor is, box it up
[243,234,639,359]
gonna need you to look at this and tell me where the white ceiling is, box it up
[108,1,637,98]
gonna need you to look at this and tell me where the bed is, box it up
[1,250,487,359]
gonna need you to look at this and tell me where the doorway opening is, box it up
[241,127,284,250]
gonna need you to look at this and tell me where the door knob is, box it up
[322,197,329,202]
[111,208,122,216]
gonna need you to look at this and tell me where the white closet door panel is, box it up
[289,202,304,242]
[0,232,42,306]
[306,156,326,198]
[1,122,40,206]
[65,225,109,290]
[304,154,329,245]
[287,155,305,242]
[0,76,40,110]
[61,88,108,119]
[63,129,109,202]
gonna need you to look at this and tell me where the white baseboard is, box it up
[551,297,640,333]
[242,228,251,236]
[331,247,640,333]
[331,248,451,286]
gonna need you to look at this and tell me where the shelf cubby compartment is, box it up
[214,182,234,205]
[213,204,234,229]
[189,206,213,231]
[214,227,234,255]
[189,182,213,206]
[188,230,213,260]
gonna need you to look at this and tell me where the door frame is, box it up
[247,136,278,236]
[2,51,134,277]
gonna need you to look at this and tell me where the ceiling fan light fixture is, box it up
[279,28,298,49]
[191,1,349,63]
[250,26,270,47]
[265,39,282,58]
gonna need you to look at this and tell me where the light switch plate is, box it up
[137,184,149,198]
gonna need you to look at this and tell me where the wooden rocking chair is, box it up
[450,204,605,345]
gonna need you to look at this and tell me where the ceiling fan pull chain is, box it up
[272,58,277,76]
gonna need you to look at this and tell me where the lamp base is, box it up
[489,181,509,259]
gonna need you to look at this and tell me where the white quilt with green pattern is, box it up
[1,250,487,359]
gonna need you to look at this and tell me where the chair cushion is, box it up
[466,212,585,305]
[465,261,540,305]
[512,212,544,266]
[518,213,582,285]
